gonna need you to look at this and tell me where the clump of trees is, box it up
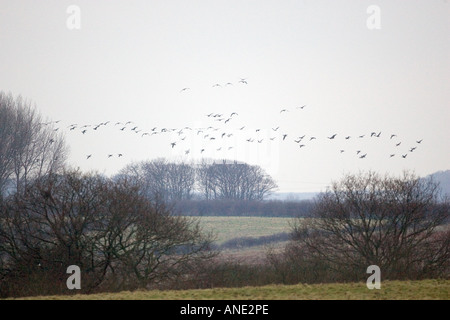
[117,158,197,202]
[0,170,216,297]
[118,159,278,203]
[268,171,450,284]
[0,91,67,198]
[197,160,278,201]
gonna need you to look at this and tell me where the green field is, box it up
[196,216,293,244]
[12,279,449,300]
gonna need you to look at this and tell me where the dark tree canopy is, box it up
[0,170,215,297]
[292,171,450,280]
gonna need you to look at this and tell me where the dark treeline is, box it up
[173,199,314,217]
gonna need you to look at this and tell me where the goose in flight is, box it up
[238,78,248,84]
[118,153,123,157]
[416,139,423,144]
[309,137,316,141]
[280,109,288,113]
[402,154,408,158]
[171,142,176,148]
[86,154,92,160]
[396,142,402,147]
[390,154,395,158]
[180,87,190,92]
[108,154,113,158]
[328,134,337,140]
[282,134,288,141]
[359,153,367,159]
[390,134,397,139]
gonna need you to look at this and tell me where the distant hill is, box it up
[270,170,450,201]
[423,170,450,197]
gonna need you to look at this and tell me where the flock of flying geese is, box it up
[42,77,423,162]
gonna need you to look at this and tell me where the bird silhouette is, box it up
[416,139,423,144]
[328,134,337,140]
[86,155,92,160]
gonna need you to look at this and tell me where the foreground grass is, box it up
[12,279,449,300]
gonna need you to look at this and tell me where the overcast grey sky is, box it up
[1,0,449,192]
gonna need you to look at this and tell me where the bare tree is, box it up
[292,171,450,280]
[0,91,67,197]
[197,160,278,201]
[118,158,196,202]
